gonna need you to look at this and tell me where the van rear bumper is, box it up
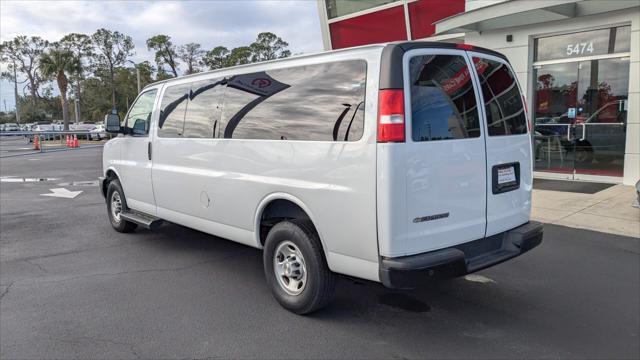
[379,221,543,289]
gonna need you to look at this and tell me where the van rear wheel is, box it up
[106,179,138,233]
[263,220,336,314]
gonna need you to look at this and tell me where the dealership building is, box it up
[317,0,639,185]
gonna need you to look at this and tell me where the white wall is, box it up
[465,7,640,185]
[465,0,509,11]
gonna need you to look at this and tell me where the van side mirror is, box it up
[104,113,121,133]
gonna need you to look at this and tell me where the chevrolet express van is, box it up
[100,42,543,314]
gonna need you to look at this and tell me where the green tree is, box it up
[39,46,81,130]
[249,32,291,62]
[0,36,48,115]
[91,28,135,109]
[178,42,204,75]
[146,35,179,77]
[59,33,93,121]
[203,46,230,70]
[227,46,252,67]
[202,32,291,71]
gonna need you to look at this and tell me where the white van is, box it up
[100,42,543,314]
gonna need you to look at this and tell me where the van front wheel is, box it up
[106,179,138,233]
[263,220,336,314]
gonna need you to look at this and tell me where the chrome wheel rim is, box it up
[111,191,122,223]
[273,241,307,296]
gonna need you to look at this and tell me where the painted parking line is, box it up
[464,274,496,284]
[57,180,99,187]
[0,176,59,183]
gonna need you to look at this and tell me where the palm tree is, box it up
[39,46,81,130]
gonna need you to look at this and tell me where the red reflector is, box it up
[378,89,405,143]
[456,43,475,51]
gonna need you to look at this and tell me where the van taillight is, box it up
[378,89,405,143]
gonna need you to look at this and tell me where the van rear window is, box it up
[409,55,480,142]
[473,57,527,136]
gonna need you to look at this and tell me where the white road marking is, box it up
[464,274,496,284]
[1,177,59,183]
[40,188,83,199]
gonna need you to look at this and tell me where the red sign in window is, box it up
[329,5,407,49]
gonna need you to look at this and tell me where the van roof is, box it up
[144,41,508,90]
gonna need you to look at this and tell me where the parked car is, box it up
[90,124,107,140]
[3,123,19,131]
[99,41,543,314]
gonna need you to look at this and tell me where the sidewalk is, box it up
[532,184,640,238]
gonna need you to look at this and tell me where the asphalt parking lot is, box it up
[1,145,639,359]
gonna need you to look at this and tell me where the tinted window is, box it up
[184,78,225,138]
[158,84,190,137]
[220,60,366,141]
[124,89,157,136]
[473,57,527,136]
[409,55,480,142]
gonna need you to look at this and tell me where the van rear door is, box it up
[399,48,488,255]
[468,52,532,236]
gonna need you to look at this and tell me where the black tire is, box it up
[106,179,137,233]
[263,219,336,314]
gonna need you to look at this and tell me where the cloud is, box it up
[0,0,323,111]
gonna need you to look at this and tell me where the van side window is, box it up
[158,84,190,137]
[124,89,157,136]
[473,57,527,136]
[184,78,225,138]
[409,55,480,142]
[219,60,366,141]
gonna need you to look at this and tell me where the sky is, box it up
[0,0,324,112]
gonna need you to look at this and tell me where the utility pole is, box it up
[74,99,80,124]
[12,59,21,125]
[135,66,141,94]
[127,60,141,94]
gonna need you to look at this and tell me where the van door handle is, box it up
[148,142,152,160]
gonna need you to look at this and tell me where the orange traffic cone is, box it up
[66,135,70,147]
[33,135,40,150]
[73,134,79,148]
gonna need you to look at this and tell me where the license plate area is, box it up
[492,162,520,194]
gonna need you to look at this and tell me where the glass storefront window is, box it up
[533,58,629,177]
[325,0,399,19]
[534,26,631,62]
[533,25,631,178]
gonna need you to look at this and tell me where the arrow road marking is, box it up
[40,188,83,199]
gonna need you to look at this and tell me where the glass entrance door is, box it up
[533,57,629,179]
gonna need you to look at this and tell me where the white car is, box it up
[90,124,107,140]
[99,42,543,314]
[4,123,19,131]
